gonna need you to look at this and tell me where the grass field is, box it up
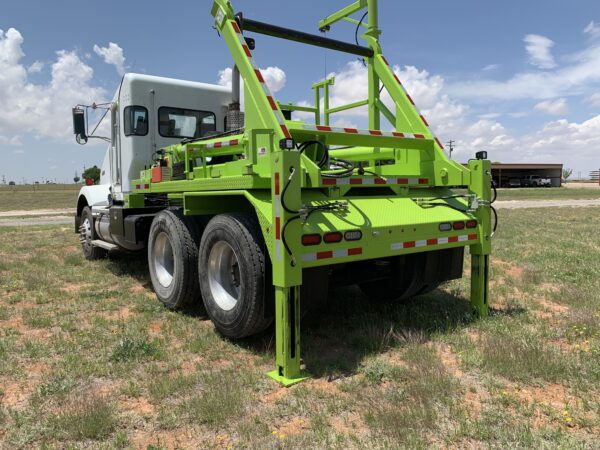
[496,187,600,201]
[1,208,599,448]
[0,185,79,212]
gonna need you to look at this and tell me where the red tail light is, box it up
[466,220,478,228]
[453,221,465,230]
[323,232,343,243]
[302,234,321,246]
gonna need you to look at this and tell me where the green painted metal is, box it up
[124,0,492,386]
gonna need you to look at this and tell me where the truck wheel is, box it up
[80,207,107,260]
[198,213,272,338]
[148,210,203,310]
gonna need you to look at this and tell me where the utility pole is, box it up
[1,174,5,185]
[446,140,456,160]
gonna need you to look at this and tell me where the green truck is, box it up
[73,0,493,386]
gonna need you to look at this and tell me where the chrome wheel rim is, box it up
[154,232,175,288]
[80,217,92,250]
[208,241,241,311]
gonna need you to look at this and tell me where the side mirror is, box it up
[72,107,88,144]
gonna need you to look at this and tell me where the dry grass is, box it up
[0,207,599,448]
[0,184,79,211]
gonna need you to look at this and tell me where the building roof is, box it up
[490,163,563,170]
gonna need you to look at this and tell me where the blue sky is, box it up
[1,0,599,183]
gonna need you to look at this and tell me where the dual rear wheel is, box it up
[147,211,274,338]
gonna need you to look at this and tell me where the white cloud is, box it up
[93,42,126,75]
[217,66,286,111]
[27,60,43,73]
[482,64,500,71]
[587,92,600,106]
[584,21,600,38]
[448,35,600,101]
[0,28,108,143]
[524,34,557,69]
[218,66,286,94]
[534,98,568,115]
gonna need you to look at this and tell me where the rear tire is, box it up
[80,207,107,260]
[148,210,203,310]
[358,253,436,302]
[198,213,272,338]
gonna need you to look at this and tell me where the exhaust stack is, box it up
[226,65,244,131]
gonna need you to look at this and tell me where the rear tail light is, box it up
[323,232,343,243]
[453,221,465,230]
[344,230,362,241]
[466,220,478,228]
[439,222,452,232]
[302,234,321,246]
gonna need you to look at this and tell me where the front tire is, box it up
[198,213,272,338]
[148,210,202,310]
[80,206,107,260]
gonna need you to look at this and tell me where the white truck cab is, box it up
[75,74,231,239]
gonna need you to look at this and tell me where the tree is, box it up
[73,171,80,184]
[82,165,101,184]
[562,168,573,180]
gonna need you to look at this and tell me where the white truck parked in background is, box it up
[521,175,551,187]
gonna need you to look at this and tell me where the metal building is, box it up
[490,163,563,187]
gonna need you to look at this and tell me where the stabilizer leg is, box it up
[267,286,309,386]
[470,253,489,318]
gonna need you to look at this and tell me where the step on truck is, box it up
[73,0,493,386]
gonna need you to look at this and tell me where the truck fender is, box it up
[75,184,111,232]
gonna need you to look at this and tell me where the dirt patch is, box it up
[60,282,88,294]
[120,396,156,417]
[308,378,341,396]
[130,429,216,450]
[148,320,163,335]
[99,307,133,321]
[539,283,561,293]
[277,416,309,437]
[464,389,485,417]
[534,299,569,319]
[516,383,573,408]
[130,284,154,297]
[330,412,366,436]
[0,362,49,408]
[436,344,463,377]
[262,387,289,405]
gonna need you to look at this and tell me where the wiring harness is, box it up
[414,177,498,235]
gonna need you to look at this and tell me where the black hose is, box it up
[355,11,368,47]
[491,179,498,203]
[281,167,299,214]
[491,205,498,234]
[281,215,301,265]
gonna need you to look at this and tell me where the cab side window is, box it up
[158,107,216,139]
[124,106,149,136]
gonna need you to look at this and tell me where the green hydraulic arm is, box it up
[203,0,491,386]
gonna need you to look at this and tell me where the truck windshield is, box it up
[158,107,216,139]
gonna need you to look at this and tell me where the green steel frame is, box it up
[128,0,492,386]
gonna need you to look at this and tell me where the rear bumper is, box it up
[283,193,478,269]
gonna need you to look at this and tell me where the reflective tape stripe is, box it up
[229,20,290,139]
[301,247,363,262]
[381,54,444,150]
[274,172,281,261]
[391,234,477,251]
[302,124,425,140]
[204,139,239,149]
